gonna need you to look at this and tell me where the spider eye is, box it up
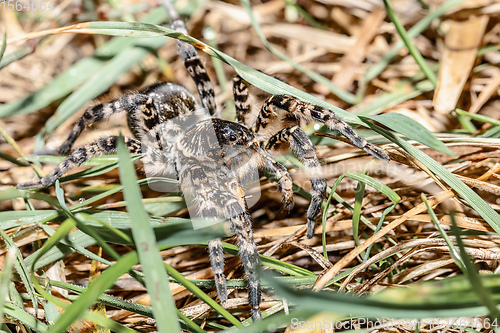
[229,134,237,142]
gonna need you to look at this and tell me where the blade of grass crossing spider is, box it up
[450,213,500,320]
[116,135,181,333]
[240,0,356,104]
[368,123,500,232]
[164,264,243,327]
[18,21,365,125]
[61,21,364,123]
[215,51,362,123]
[204,27,235,119]
[0,7,169,118]
[0,229,38,315]
[0,248,15,323]
[360,113,456,156]
[47,251,140,333]
[422,195,465,271]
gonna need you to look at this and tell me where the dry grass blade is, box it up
[433,16,489,114]
[313,191,455,291]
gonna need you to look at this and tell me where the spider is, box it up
[18,17,389,320]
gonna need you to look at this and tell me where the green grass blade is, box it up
[361,113,456,156]
[0,210,57,230]
[422,195,465,271]
[264,270,495,318]
[0,229,38,315]
[41,40,168,136]
[0,151,30,167]
[81,311,139,333]
[365,0,467,81]
[239,0,356,104]
[3,302,48,333]
[456,109,500,127]
[0,31,6,62]
[221,242,315,277]
[322,171,400,258]
[383,0,437,86]
[116,135,181,333]
[352,180,366,249]
[28,218,76,273]
[0,248,15,323]
[367,124,500,233]
[47,251,139,333]
[450,213,500,320]
[0,42,35,70]
[354,79,434,115]
[15,21,364,125]
[164,264,243,327]
[342,172,401,204]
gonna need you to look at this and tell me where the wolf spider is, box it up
[18,17,389,320]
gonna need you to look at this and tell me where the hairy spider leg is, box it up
[255,95,390,162]
[267,126,327,238]
[171,19,217,116]
[17,136,151,190]
[208,239,228,303]
[232,76,252,127]
[58,83,198,155]
[232,78,328,238]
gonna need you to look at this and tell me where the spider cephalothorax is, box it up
[18,15,389,320]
